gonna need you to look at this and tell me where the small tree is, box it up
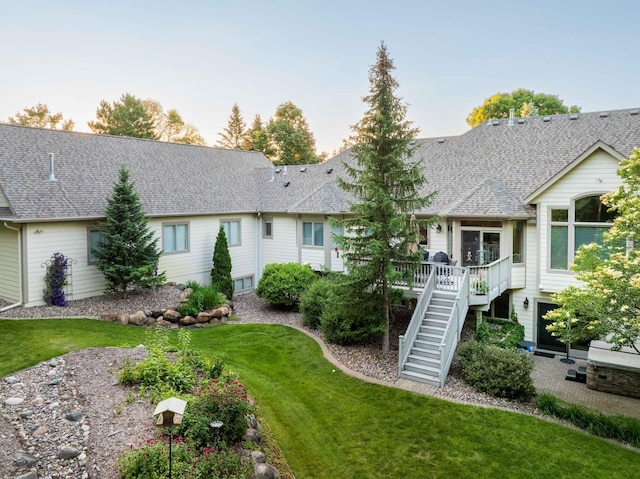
[211,226,233,299]
[93,165,165,297]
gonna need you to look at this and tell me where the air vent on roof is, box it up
[569,113,579,120]
[300,166,307,172]
[543,116,551,122]
[491,120,500,126]
[283,166,288,175]
[508,108,515,126]
[599,112,609,118]
[284,181,291,187]
[275,167,282,174]
[631,109,639,116]
[437,138,445,143]
[517,118,525,124]
[408,140,417,146]
[326,167,333,174]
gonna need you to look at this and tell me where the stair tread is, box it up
[408,354,441,364]
[405,362,441,374]
[400,369,440,382]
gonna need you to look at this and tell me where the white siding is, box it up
[24,222,106,306]
[0,224,19,302]
[535,149,620,294]
[261,215,298,267]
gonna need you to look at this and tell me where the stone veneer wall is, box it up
[587,364,640,399]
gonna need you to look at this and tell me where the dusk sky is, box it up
[1,0,638,153]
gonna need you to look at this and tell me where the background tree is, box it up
[244,114,270,153]
[465,88,581,127]
[334,42,436,353]
[8,103,74,130]
[266,101,320,165]
[142,99,205,145]
[217,103,247,149]
[93,165,165,297]
[545,148,640,354]
[211,225,233,299]
[88,93,156,139]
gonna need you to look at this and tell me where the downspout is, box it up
[1,222,23,311]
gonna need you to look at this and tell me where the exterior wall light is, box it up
[523,297,529,309]
[436,224,442,233]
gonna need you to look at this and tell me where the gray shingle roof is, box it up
[2,108,640,222]
[0,124,272,221]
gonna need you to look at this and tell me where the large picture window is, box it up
[549,195,614,270]
[163,223,189,253]
[221,220,241,246]
[303,221,324,246]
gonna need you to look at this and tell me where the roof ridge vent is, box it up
[569,113,579,120]
[599,111,609,118]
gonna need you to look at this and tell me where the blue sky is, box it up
[1,0,638,153]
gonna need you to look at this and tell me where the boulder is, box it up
[116,313,130,325]
[129,310,147,326]
[163,310,181,323]
[243,428,262,443]
[196,312,212,323]
[151,309,165,318]
[210,307,225,319]
[251,450,266,464]
[99,312,117,321]
[145,316,157,327]
[179,315,197,326]
[254,462,280,479]
[155,318,172,328]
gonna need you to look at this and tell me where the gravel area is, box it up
[1,286,539,417]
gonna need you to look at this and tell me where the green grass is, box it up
[1,319,639,478]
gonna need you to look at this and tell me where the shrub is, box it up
[256,262,318,309]
[176,379,253,448]
[457,340,536,401]
[300,277,338,329]
[211,226,234,299]
[536,393,640,447]
[177,282,225,317]
[475,317,525,349]
[320,285,385,345]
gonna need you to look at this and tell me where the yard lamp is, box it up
[154,397,187,479]
[210,420,224,447]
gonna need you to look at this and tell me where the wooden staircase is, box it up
[399,291,457,387]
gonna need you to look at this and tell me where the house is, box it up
[1,108,639,385]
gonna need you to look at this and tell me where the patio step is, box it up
[407,354,441,370]
[403,361,441,378]
[399,369,441,387]
[410,346,440,360]
[413,339,440,352]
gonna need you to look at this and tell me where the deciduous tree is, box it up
[88,93,156,139]
[93,165,165,297]
[244,114,270,153]
[466,89,581,128]
[334,42,436,353]
[266,101,320,165]
[545,148,640,354]
[142,99,205,145]
[8,103,74,130]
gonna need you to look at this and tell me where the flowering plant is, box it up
[43,252,69,306]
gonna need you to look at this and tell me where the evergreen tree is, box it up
[211,226,233,299]
[334,42,436,352]
[93,165,165,297]
[217,103,247,149]
[88,93,157,139]
[244,114,270,153]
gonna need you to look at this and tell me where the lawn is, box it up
[1,319,638,478]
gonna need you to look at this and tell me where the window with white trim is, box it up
[549,195,615,270]
[163,223,189,253]
[221,220,241,246]
[88,228,104,264]
[303,221,324,246]
[263,218,273,239]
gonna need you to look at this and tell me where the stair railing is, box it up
[398,268,436,369]
[438,269,470,386]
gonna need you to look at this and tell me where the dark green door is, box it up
[536,302,565,352]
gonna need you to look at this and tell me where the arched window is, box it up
[550,195,615,270]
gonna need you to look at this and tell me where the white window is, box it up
[303,221,324,246]
[222,220,241,246]
[234,276,253,292]
[163,223,189,253]
[88,228,104,264]
[263,218,273,239]
[549,195,615,270]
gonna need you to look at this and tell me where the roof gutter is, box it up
[1,222,23,311]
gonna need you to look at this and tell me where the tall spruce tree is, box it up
[217,103,247,149]
[93,165,165,297]
[335,42,436,352]
[211,226,233,299]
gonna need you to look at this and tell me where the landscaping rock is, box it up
[4,397,24,406]
[128,311,147,326]
[163,310,181,323]
[251,450,266,464]
[65,411,84,422]
[99,312,117,321]
[196,311,212,323]
[15,451,37,466]
[145,316,157,327]
[16,471,37,479]
[58,445,81,459]
[253,462,280,479]
[115,313,130,325]
[179,315,197,326]
[243,428,261,443]
[155,318,172,328]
